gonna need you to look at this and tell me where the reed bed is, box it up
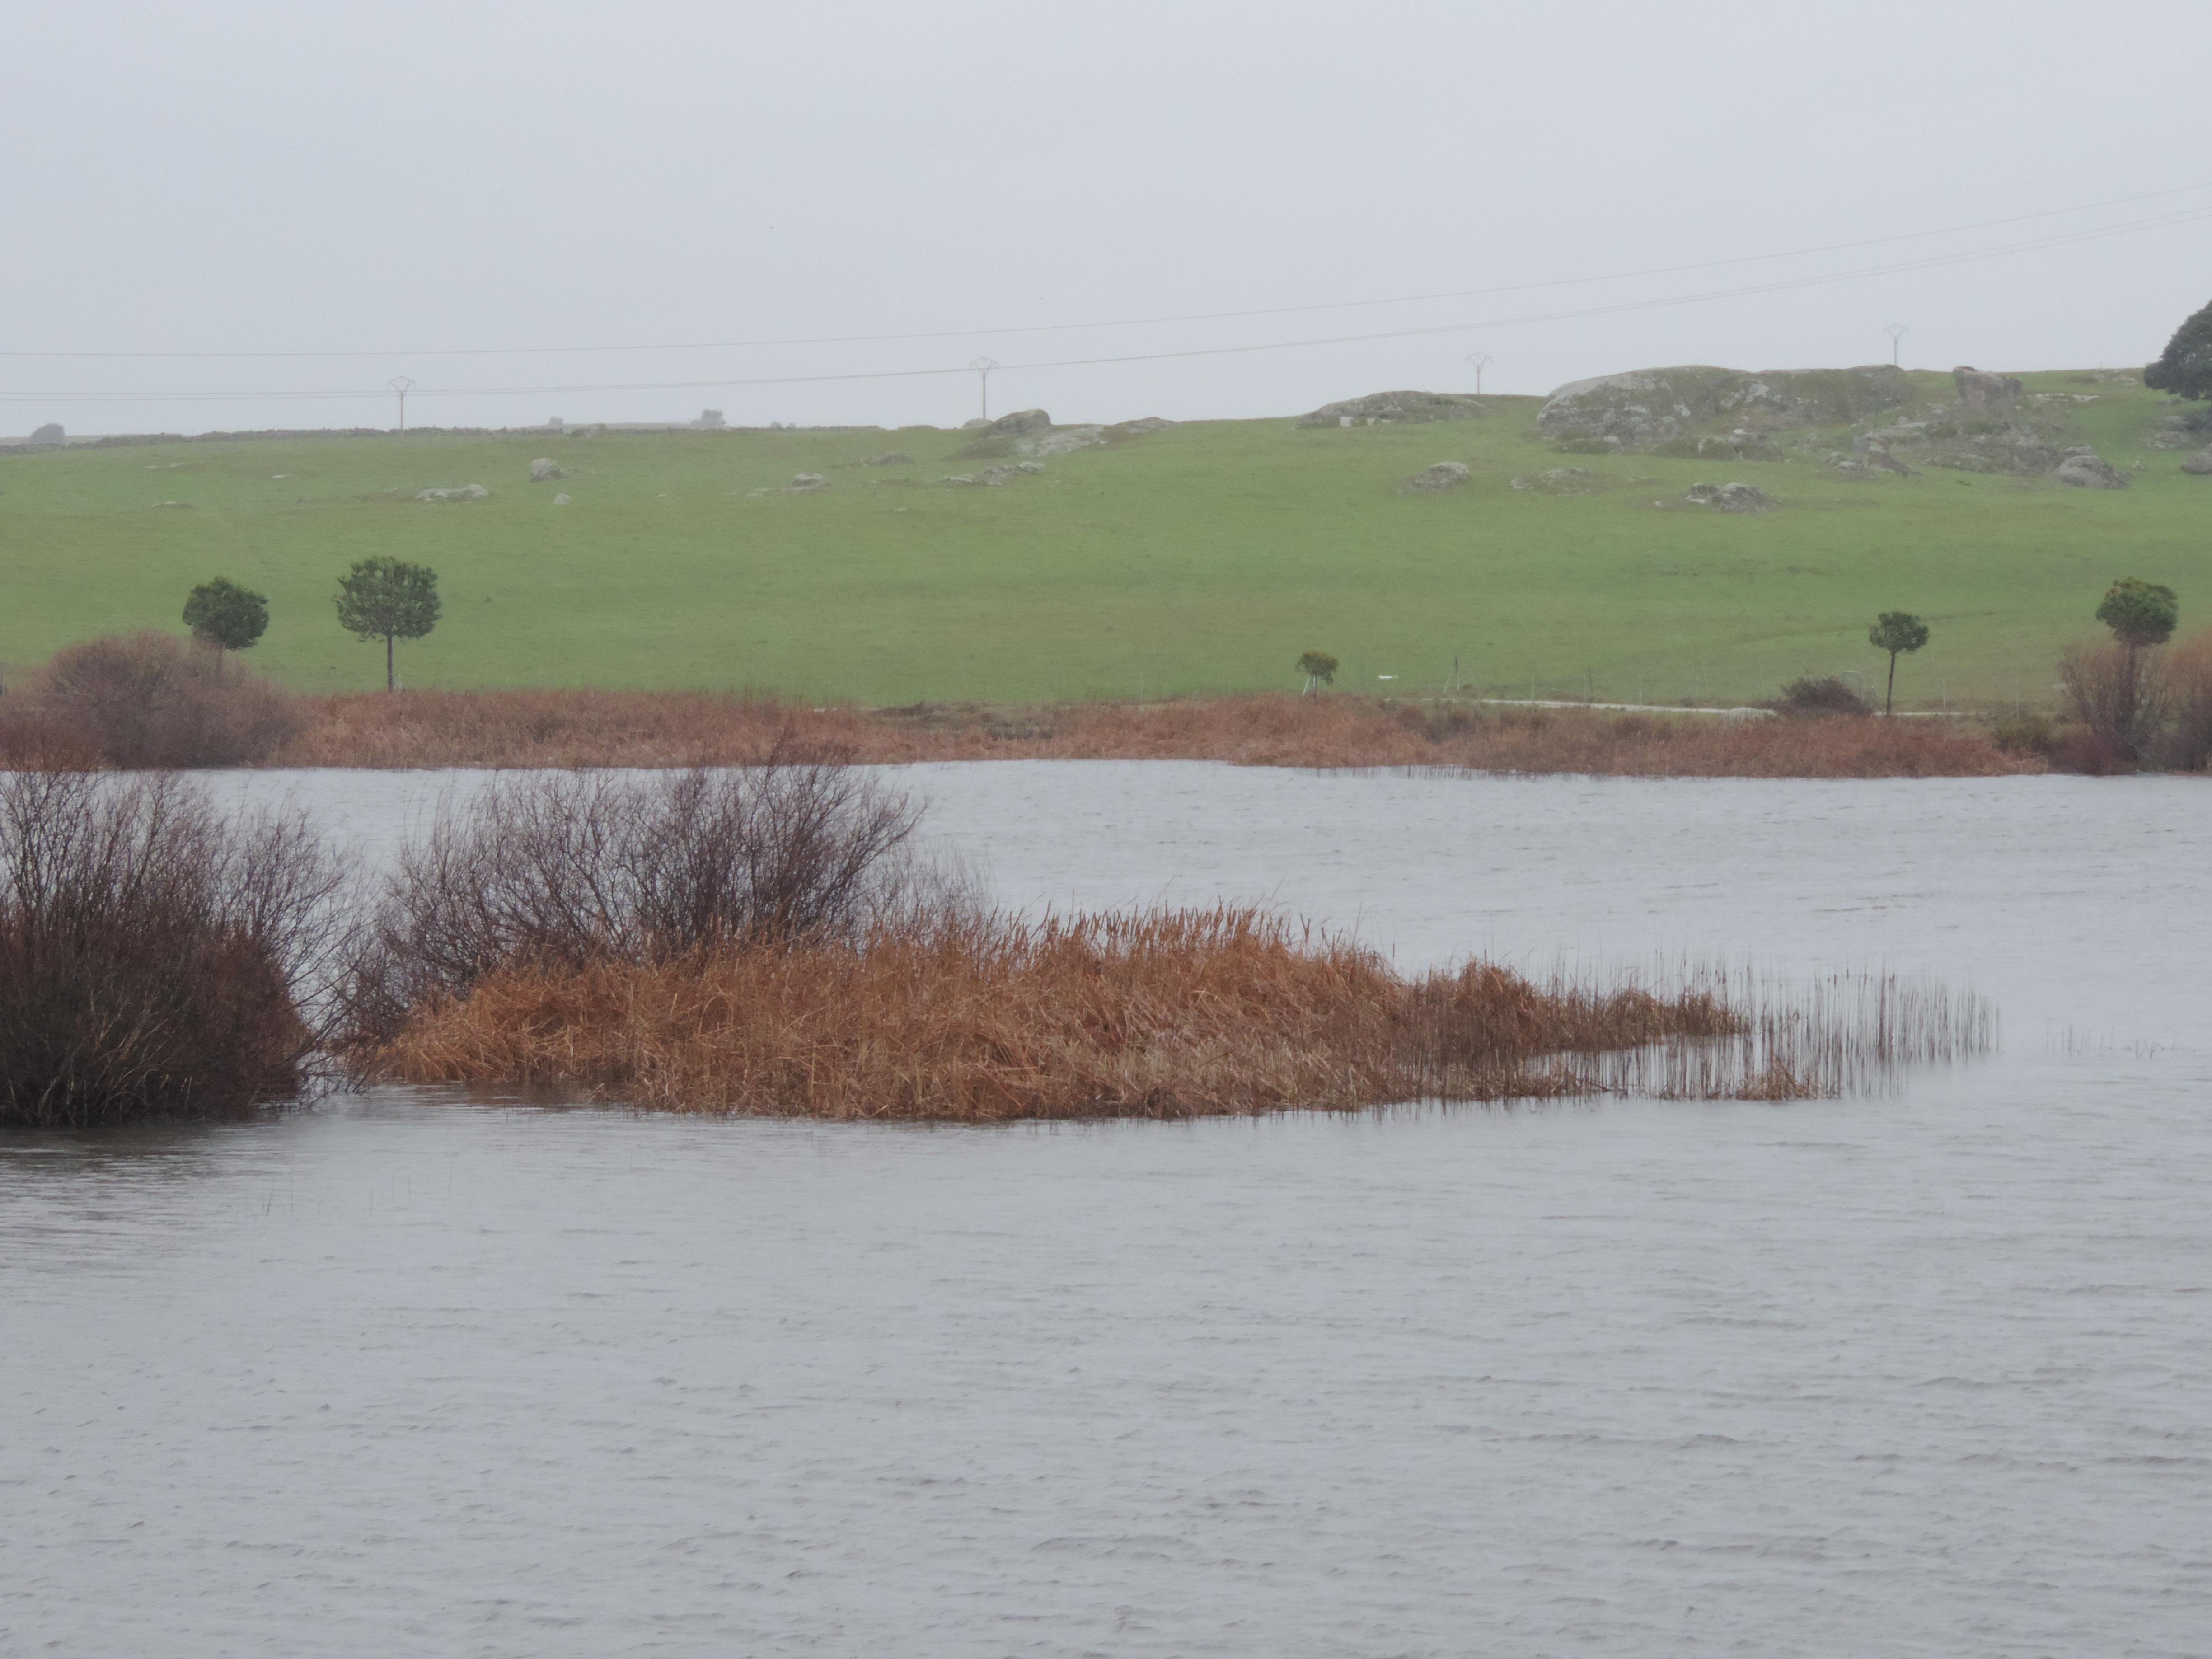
[356,908,1996,1120]
[277,690,2029,778]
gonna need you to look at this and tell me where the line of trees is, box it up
[180,558,441,691]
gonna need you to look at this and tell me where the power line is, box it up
[4,180,2210,363]
[5,204,2204,406]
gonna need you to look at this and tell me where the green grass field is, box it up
[2,370,2202,707]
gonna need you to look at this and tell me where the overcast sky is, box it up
[4,0,2208,435]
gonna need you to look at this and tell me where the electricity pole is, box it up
[1465,351,1491,396]
[1882,325,1909,368]
[389,375,416,431]
[969,358,997,422]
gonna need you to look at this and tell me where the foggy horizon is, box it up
[5,0,2208,436]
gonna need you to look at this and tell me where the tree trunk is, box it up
[385,633,395,692]
[1885,652,1898,716]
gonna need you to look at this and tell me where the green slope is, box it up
[1,370,2202,707]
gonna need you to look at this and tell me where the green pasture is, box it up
[1,370,2203,708]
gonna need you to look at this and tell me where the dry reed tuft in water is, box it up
[278,690,2029,778]
[359,911,1995,1120]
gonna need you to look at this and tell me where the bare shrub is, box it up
[33,632,301,768]
[2161,632,2212,773]
[2058,637,2168,764]
[343,757,931,1042]
[0,773,353,1128]
[1772,676,1873,717]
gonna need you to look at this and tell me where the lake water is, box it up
[5,764,2208,1657]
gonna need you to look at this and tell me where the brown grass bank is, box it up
[358,906,1990,1120]
[279,689,2030,778]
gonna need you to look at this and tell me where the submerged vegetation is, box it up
[338,767,1996,1119]
[0,772,348,1128]
[0,760,1997,1127]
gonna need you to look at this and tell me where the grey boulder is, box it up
[1686,480,1769,512]
[417,483,490,502]
[1403,460,1471,491]
[1953,366,2023,417]
[1300,390,1486,429]
[2182,445,2212,476]
[2053,448,2128,489]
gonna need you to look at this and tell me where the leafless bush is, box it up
[343,757,937,1042]
[0,773,354,1127]
[2161,631,2212,773]
[2058,637,2167,764]
[32,632,301,768]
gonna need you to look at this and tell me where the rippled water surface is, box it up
[5,764,2209,1657]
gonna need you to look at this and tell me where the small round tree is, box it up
[335,557,441,690]
[182,576,270,651]
[2095,578,2179,648]
[2145,298,2212,402]
[1296,650,1339,695]
[1867,611,1930,715]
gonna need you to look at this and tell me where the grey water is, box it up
[4,764,2208,1658]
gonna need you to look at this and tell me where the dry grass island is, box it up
[0,761,1998,1129]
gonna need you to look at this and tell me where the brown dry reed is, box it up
[0,772,352,1128]
[347,768,1997,1120]
[278,688,2028,778]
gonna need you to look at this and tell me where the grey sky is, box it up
[4,0,2207,435]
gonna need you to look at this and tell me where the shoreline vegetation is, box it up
[1,762,1998,1128]
[281,687,2035,777]
[0,641,2040,778]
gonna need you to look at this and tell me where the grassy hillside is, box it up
[1,370,2202,706]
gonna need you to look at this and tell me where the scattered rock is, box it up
[1016,460,1046,474]
[529,457,564,482]
[786,473,829,492]
[2054,448,2128,489]
[151,500,195,510]
[1402,460,1470,491]
[1110,417,1176,435]
[1653,428,1784,462]
[960,417,989,430]
[416,483,490,502]
[1298,390,1486,429]
[977,408,1053,438]
[1864,446,1920,477]
[940,473,992,487]
[1953,366,2023,417]
[863,452,913,466]
[1538,365,1909,450]
[1510,466,1602,495]
[1019,425,1107,457]
[2182,445,2212,476]
[553,492,571,505]
[1685,481,1769,512]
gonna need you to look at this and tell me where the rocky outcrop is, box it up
[1298,390,1486,429]
[2054,448,2128,489]
[1952,366,2023,417]
[2183,445,2212,476]
[787,473,829,492]
[1686,481,1768,512]
[979,409,1052,438]
[1537,365,1911,450]
[417,483,489,502]
[863,452,913,466]
[529,457,564,481]
[1402,461,1470,491]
